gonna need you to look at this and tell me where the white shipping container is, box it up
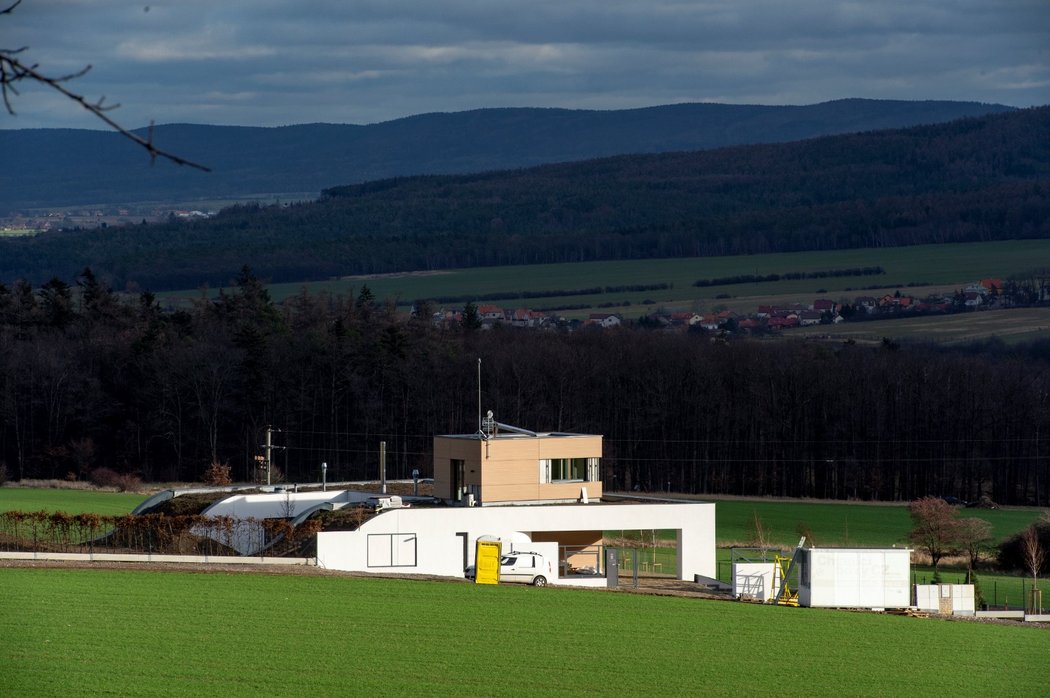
[797,548,911,609]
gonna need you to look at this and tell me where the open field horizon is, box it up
[1,567,1047,696]
[157,239,1050,344]
[162,239,1050,307]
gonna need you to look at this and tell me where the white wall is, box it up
[915,584,975,615]
[798,548,911,609]
[317,501,715,582]
[733,562,778,602]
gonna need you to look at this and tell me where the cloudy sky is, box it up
[3,0,1048,130]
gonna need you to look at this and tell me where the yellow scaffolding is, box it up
[773,554,799,606]
[772,537,806,606]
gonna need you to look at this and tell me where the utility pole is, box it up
[380,441,387,494]
[265,426,273,486]
[261,426,283,486]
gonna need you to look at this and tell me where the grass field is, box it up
[1,568,1047,696]
[712,498,1043,548]
[160,239,1050,316]
[789,307,1050,345]
[0,488,146,516]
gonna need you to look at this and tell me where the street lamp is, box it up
[321,461,328,492]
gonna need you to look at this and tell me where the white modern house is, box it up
[315,499,716,586]
[170,418,717,587]
[315,419,716,586]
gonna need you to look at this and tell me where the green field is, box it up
[789,307,1050,345]
[1,568,1047,696]
[712,498,1043,548]
[0,488,146,516]
[161,239,1050,319]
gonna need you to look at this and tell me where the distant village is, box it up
[431,278,1041,334]
[0,207,213,233]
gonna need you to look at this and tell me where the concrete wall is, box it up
[916,584,976,615]
[316,501,715,584]
[798,548,911,609]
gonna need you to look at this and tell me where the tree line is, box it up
[2,268,1050,506]
[692,267,885,288]
[1,107,1047,291]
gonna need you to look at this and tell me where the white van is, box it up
[465,552,552,586]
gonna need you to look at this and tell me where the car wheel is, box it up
[533,576,547,587]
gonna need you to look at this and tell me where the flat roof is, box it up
[437,431,598,440]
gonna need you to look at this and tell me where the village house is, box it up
[587,313,623,328]
[798,310,823,326]
[510,308,542,328]
[669,311,702,327]
[812,298,837,314]
[477,304,505,322]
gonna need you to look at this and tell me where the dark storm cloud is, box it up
[2,0,1047,129]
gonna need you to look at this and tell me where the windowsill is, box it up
[549,479,586,484]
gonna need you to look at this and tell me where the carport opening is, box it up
[530,529,679,579]
[607,529,678,578]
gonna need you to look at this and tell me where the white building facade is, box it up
[316,501,716,586]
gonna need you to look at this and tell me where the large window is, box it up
[540,457,600,483]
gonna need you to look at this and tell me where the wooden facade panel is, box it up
[480,483,542,502]
[433,437,484,461]
[537,436,602,459]
[432,432,603,505]
[480,463,537,486]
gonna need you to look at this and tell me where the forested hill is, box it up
[1,106,1047,290]
[0,99,1013,211]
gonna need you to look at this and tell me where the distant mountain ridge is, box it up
[1,106,1046,291]
[0,98,1015,212]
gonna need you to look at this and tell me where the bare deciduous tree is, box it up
[1021,525,1045,590]
[747,510,772,551]
[956,517,993,583]
[908,496,960,569]
[0,1,209,171]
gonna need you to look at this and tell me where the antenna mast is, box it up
[477,358,482,433]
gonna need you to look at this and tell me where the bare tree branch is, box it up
[0,1,211,172]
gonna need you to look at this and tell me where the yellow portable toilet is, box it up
[474,540,502,585]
